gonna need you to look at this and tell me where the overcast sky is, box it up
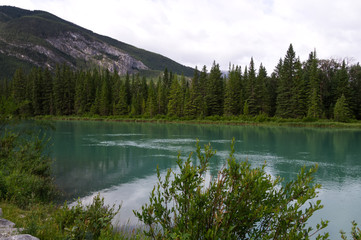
[2,0,361,72]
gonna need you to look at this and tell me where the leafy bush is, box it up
[135,139,329,239]
[254,112,269,122]
[55,194,121,239]
[0,130,57,208]
[302,116,318,122]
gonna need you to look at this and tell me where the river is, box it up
[49,120,361,239]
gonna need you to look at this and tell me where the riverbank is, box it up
[35,114,361,129]
[0,201,147,240]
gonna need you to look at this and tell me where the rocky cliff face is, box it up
[0,31,148,75]
[46,32,149,74]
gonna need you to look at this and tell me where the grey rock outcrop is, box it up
[46,31,149,74]
[1,235,39,240]
[0,30,149,75]
[0,209,39,240]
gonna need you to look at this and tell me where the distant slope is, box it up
[0,6,194,79]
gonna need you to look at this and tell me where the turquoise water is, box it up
[50,121,361,238]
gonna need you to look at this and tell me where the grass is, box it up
[35,114,361,129]
[0,201,149,240]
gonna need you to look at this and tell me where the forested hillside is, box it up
[1,44,361,121]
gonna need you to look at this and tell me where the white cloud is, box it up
[2,0,361,72]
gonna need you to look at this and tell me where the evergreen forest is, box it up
[2,44,361,122]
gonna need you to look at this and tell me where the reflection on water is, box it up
[50,121,361,238]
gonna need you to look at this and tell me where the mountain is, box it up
[0,6,194,79]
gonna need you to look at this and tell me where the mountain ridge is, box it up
[0,6,194,78]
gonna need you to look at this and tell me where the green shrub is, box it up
[135,139,329,239]
[4,195,121,240]
[0,130,57,208]
[56,194,121,239]
[302,116,318,122]
[254,112,269,122]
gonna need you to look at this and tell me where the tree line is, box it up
[1,44,361,121]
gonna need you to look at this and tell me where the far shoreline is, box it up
[33,115,361,129]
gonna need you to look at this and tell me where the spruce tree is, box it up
[99,77,111,116]
[179,74,188,116]
[113,84,129,116]
[205,61,223,116]
[290,58,307,118]
[184,67,201,118]
[224,65,242,116]
[12,68,30,115]
[349,63,361,119]
[146,80,158,117]
[334,94,352,122]
[307,88,322,119]
[131,74,143,116]
[124,73,131,106]
[307,51,322,118]
[42,68,54,115]
[255,63,268,115]
[156,77,166,115]
[198,66,208,117]
[241,66,248,115]
[74,72,85,115]
[90,87,101,115]
[276,44,296,118]
[83,71,96,113]
[30,68,42,115]
[245,58,257,115]
[167,76,183,117]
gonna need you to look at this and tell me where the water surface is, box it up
[50,121,361,238]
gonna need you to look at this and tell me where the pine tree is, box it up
[224,65,242,116]
[99,76,111,116]
[245,58,258,115]
[146,80,158,117]
[90,87,101,115]
[53,64,75,115]
[290,58,307,118]
[52,65,63,115]
[307,88,322,118]
[184,67,201,118]
[276,44,296,118]
[179,74,188,116]
[306,51,322,118]
[241,66,248,115]
[349,63,361,119]
[335,61,350,99]
[12,68,29,115]
[113,84,129,116]
[131,74,144,116]
[124,72,131,106]
[255,63,269,115]
[42,68,54,115]
[74,71,86,115]
[198,66,208,117]
[334,94,352,122]
[205,61,223,116]
[63,65,75,115]
[156,77,166,115]
[30,68,42,115]
[167,76,183,117]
